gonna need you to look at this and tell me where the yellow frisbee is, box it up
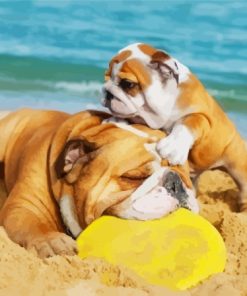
[77,208,226,290]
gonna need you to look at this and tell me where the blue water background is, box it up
[0,0,246,136]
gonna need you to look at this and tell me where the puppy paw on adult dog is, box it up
[156,124,194,165]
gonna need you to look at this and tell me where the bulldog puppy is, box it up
[102,43,247,211]
[0,109,197,258]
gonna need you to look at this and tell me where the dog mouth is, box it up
[102,89,138,118]
[125,170,190,206]
[133,169,191,209]
[109,168,198,221]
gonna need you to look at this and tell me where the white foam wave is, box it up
[54,81,103,96]
[0,76,103,97]
[208,88,247,101]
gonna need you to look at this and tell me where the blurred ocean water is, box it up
[0,0,246,136]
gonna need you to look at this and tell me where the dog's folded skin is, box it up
[0,109,197,258]
[0,109,77,258]
[103,43,247,211]
[102,118,198,219]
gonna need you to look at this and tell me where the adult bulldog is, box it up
[0,109,197,258]
[102,43,247,211]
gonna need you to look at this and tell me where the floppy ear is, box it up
[151,51,179,84]
[55,138,97,179]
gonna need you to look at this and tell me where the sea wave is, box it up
[0,1,245,136]
[208,88,247,102]
[0,91,102,113]
[0,1,246,79]
[0,53,105,99]
[55,81,103,96]
[0,77,103,101]
[0,39,112,67]
[0,54,105,83]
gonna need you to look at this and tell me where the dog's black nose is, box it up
[163,171,189,208]
[105,90,114,101]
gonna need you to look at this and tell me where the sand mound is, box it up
[0,224,185,296]
[0,171,247,295]
[191,170,247,296]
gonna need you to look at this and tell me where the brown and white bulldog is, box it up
[0,109,197,258]
[102,43,247,211]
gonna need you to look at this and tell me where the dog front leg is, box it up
[0,191,77,258]
[157,114,210,165]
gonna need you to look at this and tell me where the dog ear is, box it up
[55,139,97,179]
[151,51,179,84]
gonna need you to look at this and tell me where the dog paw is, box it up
[156,136,189,165]
[27,232,78,259]
[156,124,194,165]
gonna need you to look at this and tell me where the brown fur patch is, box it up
[0,162,4,179]
[119,58,151,93]
[151,50,170,62]
[176,74,205,110]
[118,72,138,83]
[117,177,144,191]
[138,43,157,56]
[176,74,239,172]
[105,50,131,81]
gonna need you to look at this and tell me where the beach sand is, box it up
[0,170,246,296]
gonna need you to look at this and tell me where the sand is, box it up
[0,170,246,296]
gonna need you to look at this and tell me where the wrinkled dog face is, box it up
[102,43,190,129]
[55,124,198,237]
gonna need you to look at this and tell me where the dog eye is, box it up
[119,79,137,90]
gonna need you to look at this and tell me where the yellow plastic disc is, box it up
[77,208,226,290]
